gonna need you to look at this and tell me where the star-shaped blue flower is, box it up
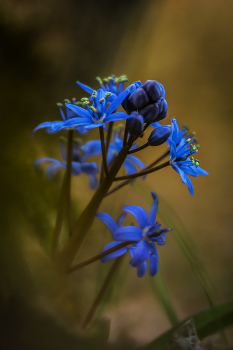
[35,139,101,189]
[168,119,208,195]
[96,192,171,278]
[32,99,88,135]
[65,88,131,130]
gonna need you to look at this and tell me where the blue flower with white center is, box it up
[35,139,101,189]
[107,128,145,175]
[65,88,131,130]
[31,98,87,135]
[77,75,129,96]
[168,118,208,196]
[96,192,171,278]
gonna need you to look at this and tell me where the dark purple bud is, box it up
[142,80,162,102]
[121,81,142,113]
[158,82,165,98]
[128,88,149,109]
[156,99,168,122]
[139,103,160,123]
[127,112,144,137]
[148,125,172,146]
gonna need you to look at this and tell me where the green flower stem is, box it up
[113,160,170,181]
[105,121,113,155]
[123,124,128,146]
[82,256,123,329]
[57,137,134,272]
[66,130,73,236]
[128,142,149,154]
[99,126,109,182]
[51,174,67,259]
[105,148,170,196]
[67,241,132,273]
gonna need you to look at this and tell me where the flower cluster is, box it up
[32,73,208,279]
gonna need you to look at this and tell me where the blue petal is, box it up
[149,250,159,276]
[126,154,145,170]
[123,159,137,175]
[31,121,62,135]
[80,162,99,175]
[105,89,130,116]
[46,163,64,179]
[149,192,158,224]
[196,167,208,176]
[34,157,60,172]
[130,240,150,267]
[71,162,82,175]
[88,175,98,189]
[104,112,131,123]
[101,241,128,263]
[64,118,93,127]
[171,163,193,195]
[123,205,148,229]
[65,104,92,119]
[117,212,127,227]
[85,123,103,130]
[81,140,102,161]
[76,81,94,95]
[137,261,147,278]
[96,212,118,235]
[150,122,162,128]
[113,226,142,241]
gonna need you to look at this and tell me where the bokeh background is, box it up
[1,0,233,348]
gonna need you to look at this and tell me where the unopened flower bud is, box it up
[139,103,160,123]
[128,88,149,109]
[148,125,172,146]
[127,112,144,137]
[142,80,162,102]
[121,81,142,113]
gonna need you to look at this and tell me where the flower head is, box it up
[65,88,131,130]
[168,118,208,195]
[122,80,168,124]
[96,192,171,277]
[35,139,101,189]
[31,98,87,135]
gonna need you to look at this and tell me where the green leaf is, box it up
[142,301,233,350]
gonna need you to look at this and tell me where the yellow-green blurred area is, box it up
[1,0,233,348]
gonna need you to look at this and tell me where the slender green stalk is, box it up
[123,124,128,146]
[105,179,132,197]
[99,126,109,182]
[105,121,113,155]
[66,130,73,236]
[82,257,123,329]
[51,174,67,259]
[128,142,149,154]
[57,138,134,272]
[67,241,132,273]
[114,160,170,181]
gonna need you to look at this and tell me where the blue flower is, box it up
[168,118,208,196]
[65,88,131,130]
[96,192,171,278]
[32,98,88,135]
[107,128,145,175]
[77,75,129,96]
[35,139,101,189]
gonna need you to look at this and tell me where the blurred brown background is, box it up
[1,0,233,348]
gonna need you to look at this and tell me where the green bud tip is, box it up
[82,101,90,106]
[81,97,89,102]
[108,76,113,81]
[75,101,83,106]
[195,161,200,167]
[186,138,192,143]
[183,124,189,133]
[96,77,103,85]
[64,99,71,103]
[103,78,109,83]
[92,90,97,98]
[119,77,128,83]
[99,98,105,104]
[56,103,63,107]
